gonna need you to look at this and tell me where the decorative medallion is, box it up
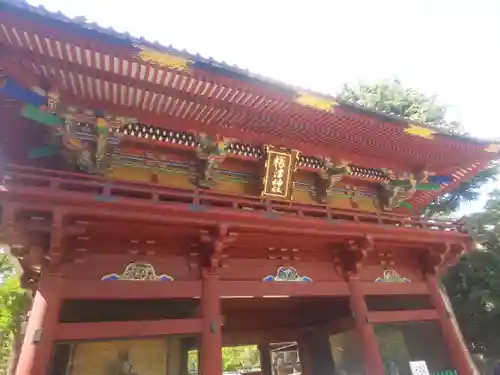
[261,146,300,201]
[294,93,338,112]
[375,269,410,283]
[263,266,312,282]
[134,44,191,71]
[101,262,174,281]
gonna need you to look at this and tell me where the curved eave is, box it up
[0,1,491,145]
[0,3,497,149]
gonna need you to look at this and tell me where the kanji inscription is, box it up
[261,146,300,200]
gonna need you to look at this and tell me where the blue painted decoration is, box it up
[0,76,46,107]
[427,175,453,185]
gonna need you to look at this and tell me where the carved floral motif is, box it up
[374,269,411,283]
[191,133,227,188]
[56,111,132,174]
[263,266,312,282]
[310,157,350,203]
[375,170,422,210]
[101,262,174,281]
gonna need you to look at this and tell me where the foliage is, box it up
[339,78,465,135]
[375,325,411,374]
[222,346,260,371]
[422,163,498,217]
[187,346,260,373]
[443,190,500,358]
[339,78,497,217]
[0,254,29,375]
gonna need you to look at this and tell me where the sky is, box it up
[26,0,500,214]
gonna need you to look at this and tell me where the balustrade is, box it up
[1,164,465,234]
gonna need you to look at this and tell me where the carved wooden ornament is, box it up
[374,269,410,283]
[101,262,174,281]
[263,266,312,282]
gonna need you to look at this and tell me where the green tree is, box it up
[0,254,29,375]
[187,346,260,373]
[222,346,260,371]
[442,190,500,358]
[339,78,497,217]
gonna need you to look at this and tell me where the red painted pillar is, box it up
[14,274,62,375]
[348,276,385,375]
[200,271,223,375]
[426,275,473,375]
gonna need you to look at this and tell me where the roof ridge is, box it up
[1,0,495,145]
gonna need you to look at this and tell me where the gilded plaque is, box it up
[261,146,300,200]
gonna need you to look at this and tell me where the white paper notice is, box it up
[409,361,431,375]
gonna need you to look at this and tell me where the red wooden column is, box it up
[348,276,385,375]
[426,275,473,375]
[200,271,223,375]
[14,274,63,375]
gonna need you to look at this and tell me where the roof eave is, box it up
[0,0,492,146]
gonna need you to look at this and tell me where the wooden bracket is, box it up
[437,242,466,274]
[349,235,374,274]
[419,241,465,276]
[1,204,23,249]
[199,224,237,272]
[333,235,374,278]
[47,210,67,266]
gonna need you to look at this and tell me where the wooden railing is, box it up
[1,164,466,233]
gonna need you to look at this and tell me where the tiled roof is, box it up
[1,0,498,214]
[0,0,489,143]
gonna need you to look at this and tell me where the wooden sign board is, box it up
[261,146,300,201]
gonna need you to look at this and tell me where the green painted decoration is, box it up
[21,104,62,127]
[28,146,58,159]
[430,370,457,375]
[416,183,441,191]
[398,201,413,210]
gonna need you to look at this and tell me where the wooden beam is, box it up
[55,318,203,340]
[366,309,438,324]
[62,279,349,301]
[0,181,469,245]
[61,280,202,300]
[0,47,297,152]
[0,53,407,172]
[222,328,299,346]
[360,282,429,296]
[219,281,350,297]
[0,12,295,103]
